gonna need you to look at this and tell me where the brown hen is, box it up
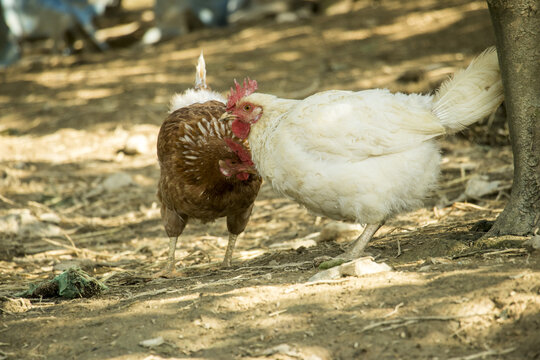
[156,53,261,277]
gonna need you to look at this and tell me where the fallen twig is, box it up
[452,202,493,212]
[40,237,111,258]
[383,302,404,318]
[448,347,516,360]
[481,248,528,257]
[395,239,402,258]
[0,194,16,206]
[361,313,490,332]
[268,309,287,317]
[71,227,123,241]
[378,319,417,332]
[452,247,528,260]
[304,278,350,286]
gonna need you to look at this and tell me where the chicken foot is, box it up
[153,208,187,278]
[152,237,182,278]
[221,233,238,268]
[319,222,384,269]
[344,222,384,259]
[222,204,255,268]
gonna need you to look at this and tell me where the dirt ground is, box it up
[1,0,539,359]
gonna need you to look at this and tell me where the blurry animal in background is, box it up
[224,47,503,263]
[142,0,249,45]
[156,53,261,277]
[0,3,19,67]
[0,0,111,54]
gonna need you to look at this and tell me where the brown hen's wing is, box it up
[158,101,231,181]
[157,101,226,161]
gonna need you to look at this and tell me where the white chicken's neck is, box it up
[244,94,298,173]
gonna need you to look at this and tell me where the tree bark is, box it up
[484,0,540,238]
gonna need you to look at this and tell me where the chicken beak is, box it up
[218,159,257,178]
[242,165,258,175]
[218,112,235,123]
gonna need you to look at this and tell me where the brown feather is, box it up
[157,100,261,225]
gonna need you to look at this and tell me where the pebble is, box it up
[123,134,149,155]
[139,336,165,348]
[0,209,62,237]
[318,222,363,242]
[524,235,540,250]
[39,212,61,224]
[308,257,392,282]
[102,172,134,191]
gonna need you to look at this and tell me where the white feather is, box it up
[168,52,226,112]
[433,47,503,133]
[197,121,208,136]
[169,89,226,112]
[243,48,502,225]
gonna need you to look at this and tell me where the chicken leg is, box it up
[343,222,384,260]
[153,206,188,278]
[223,203,255,268]
[319,222,384,269]
[221,233,238,268]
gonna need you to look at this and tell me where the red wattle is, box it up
[232,120,251,139]
[224,139,253,166]
[236,173,249,181]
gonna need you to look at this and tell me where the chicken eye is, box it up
[243,104,251,111]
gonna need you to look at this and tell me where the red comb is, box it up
[226,78,258,111]
[224,138,254,166]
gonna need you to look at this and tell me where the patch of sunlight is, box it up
[147,293,200,306]
[27,64,161,88]
[323,28,371,42]
[60,88,124,100]
[166,47,207,62]
[95,22,140,42]
[379,3,486,42]
[273,51,302,62]
[326,3,486,46]
[237,249,266,261]
[232,26,311,51]
[376,12,460,41]
[122,0,153,11]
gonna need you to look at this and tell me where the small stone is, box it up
[1,297,32,313]
[39,212,61,224]
[0,210,62,237]
[418,265,432,272]
[0,213,20,234]
[524,235,540,250]
[465,175,500,198]
[102,172,134,191]
[276,12,299,23]
[123,134,149,155]
[339,257,392,277]
[13,161,27,169]
[139,336,165,348]
[319,222,363,243]
[307,266,341,282]
[309,257,392,282]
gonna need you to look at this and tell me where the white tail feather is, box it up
[194,51,207,90]
[432,47,504,134]
[168,51,226,112]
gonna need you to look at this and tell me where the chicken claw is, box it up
[318,223,383,269]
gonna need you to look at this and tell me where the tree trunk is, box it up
[484,0,540,239]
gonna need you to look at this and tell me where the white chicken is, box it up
[223,47,503,261]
